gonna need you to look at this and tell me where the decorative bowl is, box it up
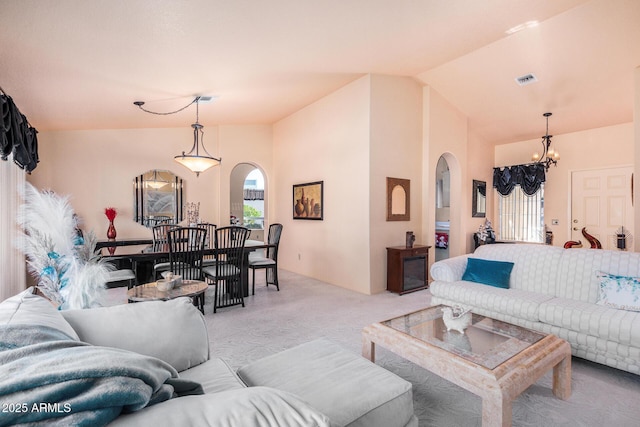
[156,279,174,292]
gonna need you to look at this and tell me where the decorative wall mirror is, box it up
[472,179,486,218]
[386,177,410,221]
[133,170,184,227]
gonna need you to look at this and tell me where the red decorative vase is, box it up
[107,220,117,240]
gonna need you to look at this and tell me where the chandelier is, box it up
[133,96,221,177]
[531,112,559,171]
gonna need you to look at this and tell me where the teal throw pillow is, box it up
[462,258,514,289]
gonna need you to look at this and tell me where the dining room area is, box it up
[86,157,282,314]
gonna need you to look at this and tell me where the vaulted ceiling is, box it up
[1,0,639,145]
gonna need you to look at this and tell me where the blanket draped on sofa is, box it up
[0,324,203,426]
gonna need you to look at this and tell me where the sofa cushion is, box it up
[555,249,640,303]
[462,258,514,288]
[595,271,640,312]
[61,298,209,372]
[109,387,331,427]
[430,281,553,323]
[473,244,564,294]
[179,357,247,394]
[0,287,79,340]
[539,297,640,348]
[237,338,414,427]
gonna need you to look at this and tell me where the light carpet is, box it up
[105,270,640,426]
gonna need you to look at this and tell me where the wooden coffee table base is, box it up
[362,323,571,427]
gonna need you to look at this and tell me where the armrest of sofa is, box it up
[61,297,209,372]
[430,254,470,282]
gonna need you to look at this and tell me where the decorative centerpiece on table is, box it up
[17,183,111,309]
[442,305,472,334]
[105,207,117,240]
[186,202,200,225]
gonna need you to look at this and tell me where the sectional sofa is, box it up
[430,244,640,374]
[0,288,417,426]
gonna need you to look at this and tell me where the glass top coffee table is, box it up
[362,305,571,427]
[127,280,208,313]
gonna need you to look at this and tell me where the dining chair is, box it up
[152,224,178,278]
[202,226,249,313]
[196,223,217,267]
[248,223,283,295]
[166,226,207,281]
[105,266,137,289]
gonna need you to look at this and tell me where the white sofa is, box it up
[0,289,417,426]
[430,244,640,374]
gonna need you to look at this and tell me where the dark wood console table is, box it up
[386,245,430,294]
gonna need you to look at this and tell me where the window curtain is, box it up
[1,152,26,301]
[493,163,546,196]
[1,88,39,173]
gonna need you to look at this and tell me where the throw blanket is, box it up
[0,324,203,426]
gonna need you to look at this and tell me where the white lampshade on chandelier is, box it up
[174,98,220,176]
[145,170,168,189]
[532,112,559,171]
[134,96,221,177]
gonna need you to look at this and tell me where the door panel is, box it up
[571,167,633,250]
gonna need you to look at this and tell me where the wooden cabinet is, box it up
[386,245,430,294]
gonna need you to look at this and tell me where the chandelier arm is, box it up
[540,137,549,159]
[133,98,198,115]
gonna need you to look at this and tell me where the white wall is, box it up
[273,75,372,293]
[423,87,470,267]
[495,122,634,246]
[369,74,423,293]
[635,66,640,251]
[29,125,272,241]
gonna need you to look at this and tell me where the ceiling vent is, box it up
[515,73,538,86]
[197,96,218,103]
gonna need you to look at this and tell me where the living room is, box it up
[1,1,640,425]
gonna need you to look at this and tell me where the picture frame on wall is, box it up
[386,177,410,221]
[293,181,323,220]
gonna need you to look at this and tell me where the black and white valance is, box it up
[1,87,39,173]
[493,163,545,196]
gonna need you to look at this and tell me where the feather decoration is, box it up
[17,183,110,309]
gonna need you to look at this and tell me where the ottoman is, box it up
[237,338,417,427]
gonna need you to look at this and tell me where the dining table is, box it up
[101,240,270,297]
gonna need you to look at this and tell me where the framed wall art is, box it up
[386,177,410,221]
[293,181,323,220]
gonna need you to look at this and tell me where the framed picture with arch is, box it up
[387,177,410,221]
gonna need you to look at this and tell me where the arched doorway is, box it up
[230,163,267,241]
[435,156,450,261]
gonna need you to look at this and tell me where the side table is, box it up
[386,245,430,294]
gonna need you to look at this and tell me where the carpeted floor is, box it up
[105,270,640,426]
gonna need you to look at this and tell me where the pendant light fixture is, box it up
[531,112,559,171]
[133,96,221,177]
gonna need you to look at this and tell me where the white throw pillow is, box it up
[0,287,80,340]
[596,271,640,312]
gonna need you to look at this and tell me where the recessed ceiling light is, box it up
[506,20,539,35]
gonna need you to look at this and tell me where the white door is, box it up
[570,167,633,250]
